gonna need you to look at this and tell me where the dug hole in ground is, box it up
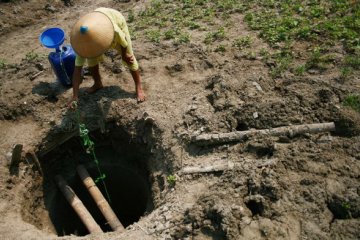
[0,0,359,240]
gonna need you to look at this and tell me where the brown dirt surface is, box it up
[0,0,359,240]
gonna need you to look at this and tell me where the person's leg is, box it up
[118,17,145,102]
[87,64,103,93]
[130,69,145,102]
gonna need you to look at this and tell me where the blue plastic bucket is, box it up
[39,28,65,50]
[48,45,76,87]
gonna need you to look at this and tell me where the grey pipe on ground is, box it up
[192,122,336,145]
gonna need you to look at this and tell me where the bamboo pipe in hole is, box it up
[77,165,125,232]
[54,175,103,234]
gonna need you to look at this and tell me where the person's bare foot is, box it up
[136,87,146,102]
[86,84,103,94]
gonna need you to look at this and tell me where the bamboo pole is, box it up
[76,165,125,232]
[54,175,103,234]
[192,122,336,146]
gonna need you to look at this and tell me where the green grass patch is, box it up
[343,94,360,112]
[340,67,352,80]
[305,47,337,71]
[344,55,360,70]
[245,51,257,60]
[294,64,306,76]
[24,51,43,62]
[242,0,360,77]
[178,32,191,43]
[204,27,226,44]
[145,29,161,43]
[164,29,177,40]
[127,9,135,23]
[130,0,243,45]
[0,59,6,70]
[234,35,252,50]
[269,44,293,77]
[215,44,226,53]
[185,20,201,30]
[127,0,360,78]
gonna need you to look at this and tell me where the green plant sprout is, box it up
[0,59,6,69]
[294,65,306,76]
[178,32,190,43]
[146,29,161,43]
[215,44,226,53]
[128,9,135,23]
[204,27,226,44]
[167,175,176,186]
[341,201,352,218]
[234,35,252,50]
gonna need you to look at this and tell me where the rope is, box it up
[72,101,112,203]
[59,47,72,85]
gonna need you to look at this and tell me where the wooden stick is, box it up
[29,70,44,80]
[10,144,23,168]
[77,165,125,232]
[192,122,336,146]
[28,151,43,175]
[54,175,103,234]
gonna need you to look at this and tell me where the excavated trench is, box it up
[22,123,156,237]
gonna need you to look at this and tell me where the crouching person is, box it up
[68,7,145,108]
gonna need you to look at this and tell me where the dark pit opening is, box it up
[35,124,154,237]
[246,142,274,158]
[246,200,264,216]
[236,122,249,131]
[50,162,151,236]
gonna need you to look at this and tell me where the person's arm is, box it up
[67,66,82,108]
[120,46,134,64]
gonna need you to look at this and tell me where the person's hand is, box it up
[67,97,78,110]
[122,53,134,64]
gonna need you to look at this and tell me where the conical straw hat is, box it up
[70,11,114,58]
